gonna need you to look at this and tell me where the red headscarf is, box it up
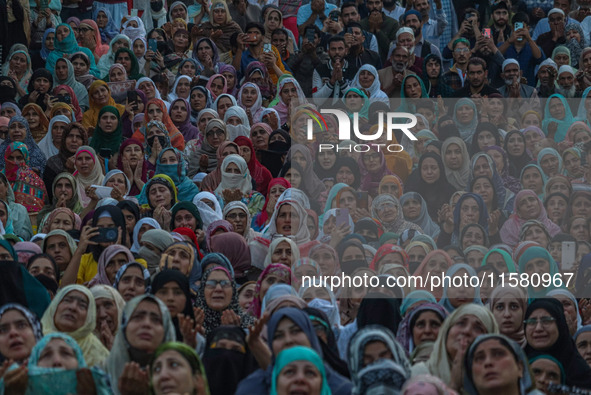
[369,244,409,271]
[53,85,83,122]
[255,177,291,228]
[234,136,272,195]
[173,227,204,259]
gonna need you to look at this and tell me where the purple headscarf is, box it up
[169,98,199,141]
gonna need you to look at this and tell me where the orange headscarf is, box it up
[82,80,125,130]
[131,98,185,151]
[22,103,49,142]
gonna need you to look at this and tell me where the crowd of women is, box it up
[0,0,591,393]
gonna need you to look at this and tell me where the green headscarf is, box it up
[518,246,562,299]
[150,342,210,395]
[271,346,330,395]
[170,201,203,230]
[90,105,123,154]
[342,87,370,119]
[482,248,517,272]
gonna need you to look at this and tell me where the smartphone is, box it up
[263,43,272,53]
[247,33,257,42]
[515,22,524,41]
[56,94,71,104]
[305,28,315,42]
[91,185,113,199]
[483,28,491,38]
[335,208,350,228]
[330,14,339,22]
[561,241,577,272]
[347,27,353,34]
[91,227,119,243]
[99,148,112,158]
[39,0,48,10]
[465,12,473,21]
[356,191,369,211]
[148,39,158,52]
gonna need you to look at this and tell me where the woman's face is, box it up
[404,76,422,98]
[284,168,301,189]
[170,101,189,124]
[75,152,94,176]
[275,360,323,395]
[238,283,256,310]
[8,121,27,142]
[462,226,485,248]
[337,190,357,211]
[361,150,381,173]
[444,143,463,170]
[574,130,591,144]
[271,317,311,356]
[9,53,28,75]
[133,39,145,59]
[280,82,299,107]
[493,296,523,335]
[523,225,549,247]
[276,204,300,236]
[239,145,252,164]
[523,257,550,285]
[216,97,233,120]
[525,308,559,350]
[50,211,74,232]
[181,61,197,77]
[33,76,51,94]
[241,86,258,107]
[0,309,36,361]
[56,25,70,41]
[54,290,89,333]
[447,269,475,307]
[260,274,288,302]
[344,91,363,111]
[206,127,225,148]
[196,40,214,62]
[139,81,156,100]
[548,97,566,119]
[552,294,578,336]
[488,98,504,118]
[155,281,187,318]
[376,199,398,223]
[109,67,126,82]
[99,111,119,133]
[358,70,376,89]
[36,338,79,369]
[212,7,227,24]
[412,310,442,347]
[152,350,203,395]
[123,143,142,165]
[28,257,57,281]
[570,217,589,241]
[66,131,83,156]
[147,103,164,122]
[91,85,109,106]
[522,114,540,128]
[271,241,293,267]
[473,157,492,178]
[204,270,233,311]
[521,168,543,194]
[517,194,541,220]
[190,89,206,112]
[175,79,191,99]
[104,252,129,286]
[540,154,560,177]
[472,178,493,207]
[572,195,591,217]
[379,181,399,197]
[471,339,523,394]
[72,57,89,76]
[126,299,165,353]
[487,150,504,173]
[222,72,236,90]
[226,208,247,235]
[459,197,480,228]
[117,266,146,301]
[546,196,567,223]
[174,209,197,231]
[456,104,475,124]
[310,249,336,275]
[421,157,440,184]
[466,250,485,269]
[531,358,562,393]
[402,198,421,220]
[210,77,225,98]
[149,184,172,209]
[446,314,487,359]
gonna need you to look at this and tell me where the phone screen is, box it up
[561,241,577,272]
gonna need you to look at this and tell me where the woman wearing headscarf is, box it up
[46,24,98,76]
[198,0,242,60]
[132,98,185,151]
[214,154,264,214]
[72,146,104,208]
[452,98,479,144]
[52,57,89,110]
[358,146,394,197]
[411,250,453,299]
[469,152,515,212]
[154,147,199,202]
[396,302,448,355]
[524,298,591,388]
[89,106,123,156]
[104,47,144,82]
[236,307,352,395]
[136,175,178,222]
[235,136,272,195]
[405,152,457,221]
[195,266,255,335]
[286,144,325,201]
[3,141,47,213]
[90,284,126,349]
[169,98,199,142]
[22,103,49,142]
[223,200,259,243]
[40,285,109,366]
[350,64,389,103]
[271,346,331,394]
[400,192,441,240]
[537,147,564,179]
[39,207,80,234]
[96,34,132,77]
[0,116,47,175]
[0,173,32,240]
[439,264,482,313]
[105,294,176,395]
[272,77,308,125]
[0,303,43,364]
[464,334,544,395]
[82,80,125,130]
[192,37,225,76]
[441,137,471,191]
[92,7,119,44]
[88,245,135,287]
[546,289,582,336]
[1,50,33,100]
[114,138,149,196]
[411,304,498,387]
[252,177,291,232]
[517,246,562,299]
[504,130,534,178]
[542,94,576,142]
[500,189,561,248]
[487,280,528,348]
[151,270,195,343]
[371,194,422,235]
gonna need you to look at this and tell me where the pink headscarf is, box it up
[88,245,135,287]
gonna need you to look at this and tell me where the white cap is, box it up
[502,58,520,72]
[396,27,414,40]
[548,8,565,17]
[558,64,575,76]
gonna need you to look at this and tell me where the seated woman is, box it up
[150,342,210,395]
[371,194,422,235]
[40,285,109,366]
[252,177,291,232]
[396,302,447,354]
[0,173,33,240]
[524,298,591,388]
[236,307,352,395]
[155,147,199,202]
[215,154,264,215]
[132,98,185,151]
[115,138,149,196]
[137,174,179,226]
[3,141,47,214]
[0,304,43,363]
[22,103,49,143]
[170,98,199,142]
[90,106,124,157]
[113,262,150,302]
[517,246,561,299]
[0,116,46,175]
[411,304,499,391]
[40,207,80,234]
[105,294,176,394]
[138,229,175,274]
[464,334,541,395]
[195,266,255,335]
[37,173,84,230]
[82,80,125,131]
[271,346,331,394]
[88,245,135,287]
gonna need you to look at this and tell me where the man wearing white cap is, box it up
[498,58,541,116]
[396,27,422,74]
[537,58,558,97]
[532,0,581,40]
[557,64,578,97]
[536,8,568,57]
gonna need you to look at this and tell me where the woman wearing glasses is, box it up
[524,298,591,388]
[195,266,254,335]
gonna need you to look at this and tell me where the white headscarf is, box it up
[39,115,70,159]
[130,217,161,253]
[214,154,253,196]
[265,189,310,244]
[237,82,263,120]
[168,75,192,102]
[441,137,471,191]
[224,106,251,140]
[193,191,222,229]
[350,64,389,103]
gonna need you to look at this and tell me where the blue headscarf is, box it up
[400,290,437,316]
[40,28,56,60]
[542,93,575,142]
[92,8,119,44]
[520,163,547,199]
[155,147,199,202]
[537,147,564,178]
